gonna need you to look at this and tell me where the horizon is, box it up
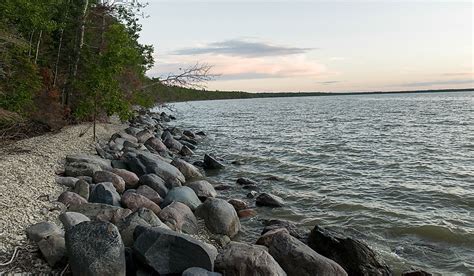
[139,1,473,93]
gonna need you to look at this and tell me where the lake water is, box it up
[166,91,474,275]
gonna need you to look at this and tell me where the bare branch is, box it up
[156,63,219,89]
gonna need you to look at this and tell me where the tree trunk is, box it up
[34,30,42,64]
[28,30,34,57]
[53,29,64,87]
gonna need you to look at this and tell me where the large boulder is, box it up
[195,198,240,238]
[215,242,286,276]
[203,154,225,170]
[138,174,169,197]
[136,185,163,205]
[59,212,90,231]
[186,180,217,200]
[256,229,347,276]
[159,201,198,234]
[256,193,284,207]
[121,191,161,215]
[136,129,154,143]
[133,226,218,274]
[164,136,183,152]
[262,219,309,243]
[135,152,186,185]
[65,221,125,275]
[58,191,87,206]
[26,222,62,242]
[236,177,257,185]
[116,208,170,247]
[64,162,101,177]
[171,159,203,180]
[69,203,132,223]
[37,234,67,267]
[308,225,392,276]
[111,168,139,189]
[162,186,201,211]
[65,154,112,170]
[89,182,121,206]
[145,137,168,153]
[93,171,126,193]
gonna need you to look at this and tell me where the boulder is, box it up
[116,208,170,247]
[247,191,258,198]
[158,201,198,234]
[26,221,62,242]
[73,179,90,200]
[215,184,232,191]
[121,191,161,215]
[182,267,222,276]
[68,203,132,223]
[308,225,392,276]
[89,182,121,206]
[65,154,112,170]
[238,209,257,219]
[93,171,126,193]
[124,126,142,136]
[115,131,139,143]
[139,174,168,197]
[37,234,67,267]
[203,154,225,169]
[256,229,347,276]
[228,199,248,211]
[215,242,286,276]
[242,184,259,190]
[136,129,154,143]
[55,176,79,188]
[162,186,201,211]
[65,221,125,275]
[111,159,129,170]
[236,177,257,185]
[77,175,93,183]
[137,152,186,186]
[164,136,183,152]
[133,226,218,274]
[136,185,163,205]
[58,191,87,206]
[144,137,168,153]
[195,198,240,238]
[183,130,196,139]
[402,269,433,276]
[59,212,90,231]
[262,219,309,243]
[196,131,206,136]
[256,193,284,207]
[171,158,202,179]
[186,180,217,200]
[111,168,139,189]
[65,162,101,177]
[180,145,195,156]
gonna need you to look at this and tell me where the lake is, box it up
[166,91,474,275]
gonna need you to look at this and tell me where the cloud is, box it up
[399,79,474,87]
[441,72,474,77]
[173,39,314,57]
[317,80,342,85]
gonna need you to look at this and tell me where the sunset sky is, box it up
[139,1,473,92]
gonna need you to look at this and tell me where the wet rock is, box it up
[203,154,225,170]
[262,219,309,243]
[89,182,121,206]
[180,145,194,156]
[196,131,206,136]
[139,174,168,197]
[117,208,170,247]
[228,199,249,211]
[65,154,112,170]
[164,136,183,152]
[73,179,90,200]
[215,184,233,191]
[186,180,217,200]
[231,160,243,165]
[308,225,391,276]
[236,177,257,185]
[37,234,67,267]
[193,161,205,167]
[257,229,347,276]
[55,176,78,188]
[171,158,203,180]
[159,201,198,234]
[26,221,62,242]
[402,269,433,276]
[65,221,125,275]
[121,191,161,215]
[162,186,201,211]
[242,184,259,190]
[256,193,284,207]
[195,198,240,238]
[215,242,286,276]
[144,137,168,153]
[68,203,132,223]
[136,185,163,205]
[58,191,87,206]
[238,209,257,219]
[247,191,258,198]
[133,226,218,274]
[111,168,139,189]
[265,175,280,181]
[93,171,126,193]
[65,162,101,177]
[183,130,196,139]
[59,212,90,231]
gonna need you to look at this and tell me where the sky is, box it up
[137,0,473,92]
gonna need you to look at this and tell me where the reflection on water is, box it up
[162,92,474,275]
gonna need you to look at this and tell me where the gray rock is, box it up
[159,201,198,234]
[77,175,93,184]
[136,152,186,185]
[65,162,101,177]
[111,159,129,170]
[73,179,90,200]
[121,191,161,215]
[93,171,126,193]
[37,234,66,267]
[65,154,112,170]
[402,269,433,276]
[183,130,196,139]
[256,193,284,207]
[162,186,201,211]
[55,176,79,188]
[26,221,62,242]
[246,191,258,198]
[139,174,168,198]
[124,126,142,136]
[133,226,218,274]
[144,137,168,153]
[136,185,163,205]
[68,202,132,223]
[136,129,154,144]
[65,221,125,275]
[186,180,217,200]
[164,136,183,152]
[111,168,139,189]
[180,145,195,156]
[183,267,222,276]
[215,242,286,276]
[117,208,170,247]
[59,212,91,231]
[171,158,203,180]
[117,131,139,143]
[236,177,257,185]
[196,131,206,136]
[215,184,232,191]
[262,219,309,243]
[308,225,392,276]
[195,198,240,238]
[203,154,225,169]
[58,191,87,206]
[228,199,249,211]
[90,182,121,206]
[123,140,140,149]
[256,228,347,276]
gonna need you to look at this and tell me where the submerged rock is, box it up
[256,193,284,207]
[203,154,225,170]
[236,177,257,185]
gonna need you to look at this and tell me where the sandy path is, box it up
[0,122,124,273]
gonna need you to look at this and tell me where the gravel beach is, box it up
[0,122,124,273]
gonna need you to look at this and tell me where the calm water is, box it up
[166,91,474,275]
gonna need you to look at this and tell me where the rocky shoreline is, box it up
[5,110,431,275]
